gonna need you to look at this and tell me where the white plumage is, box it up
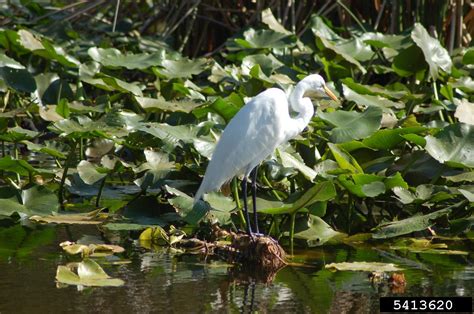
[194,74,337,203]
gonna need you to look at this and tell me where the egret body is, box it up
[195,74,338,235]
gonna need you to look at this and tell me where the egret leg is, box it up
[250,166,260,234]
[241,176,252,235]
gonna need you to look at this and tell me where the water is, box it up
[0,224,472,313]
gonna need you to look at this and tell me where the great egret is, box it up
[195,74,338,235]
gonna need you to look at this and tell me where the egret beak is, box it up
[323,85,339,102]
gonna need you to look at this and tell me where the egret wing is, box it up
[195,88,288,200]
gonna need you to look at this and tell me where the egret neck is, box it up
[286,80,315,140]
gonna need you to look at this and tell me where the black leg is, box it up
[250,166,259,234]
[241,176,252,235]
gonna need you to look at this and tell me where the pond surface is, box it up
[0,224,472,313]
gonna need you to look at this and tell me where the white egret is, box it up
[194,74,338,235]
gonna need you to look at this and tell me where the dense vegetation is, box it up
[0,1,472,249]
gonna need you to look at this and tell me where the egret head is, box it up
[302,74,339,102]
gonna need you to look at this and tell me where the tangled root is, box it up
[177,233,287,272]
[230,234,287,270]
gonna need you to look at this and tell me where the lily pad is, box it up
[135,96,202,113]
[260,181,336,215]
[390,238,468,255]
[454,99,474,125]
[0,185,58,217]
[319,106,383,143]
[157,58,208,79]
[277,149,316,181]
[342,84,404,112]
[88,47,163,69]
[373,208,451,239]
[79,62,142,96]
[425,123,474,168]
[133,149,175,189]
[325,262,401,272]
[56,259,124,287]
[0,67,36,93]
[0,54,25,69]
[411,23,452,80]
[328,143,363,174]
[30,209,106,225]
[77,160,108,185]
[235,28,295,49]
[60,241,124,257]
[282,214,344,247]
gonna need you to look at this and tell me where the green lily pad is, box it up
[411,23,452,80]
[23,141,67,159]
[359,126,427,150]
[133,149,175,189]
[443,172,474,183]
[157,58,208,79]
[390,238,469,255]
[235,28,295,49]
[103,223,158,231]
[135,96,202,113]
[0,67,36,93]
[341,77,409,100]
[30,209,106,225]
[56,259,124,287]
[0,126,38,142]
[425,123,474,168]
[311,16,368,73]
[261,8,291,35]
[77,160,108,185]
[242,54,284,76]
[373,208,451,239]
[260,181,336,215]
[0,53,25,69]
[392,44,427,77]
[79,62,142,96]
[60,241,124,256]
[282,214,344,247]
[325,262,401,272]
[0,156,37,176]
[361,32,408,50]
[342,84,404,112]
[166,186,209,225]
[328,143,363,174]
[277,149,316,181]
[319,106,383,143]
[0,185,58,217]
[462,48,474,65]
[88,47,163,69]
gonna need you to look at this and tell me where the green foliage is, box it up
[0,5,472,247]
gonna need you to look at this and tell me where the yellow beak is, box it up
[323,85,339,102]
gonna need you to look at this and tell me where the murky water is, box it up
[0,224,472,313]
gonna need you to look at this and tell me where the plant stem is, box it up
[79,138,84,160]
[112,0,121,32]
[289,212,296,255]
[432,81,446,122]
[262,173,283,201]
[95,175,107,207]
[14,142,20,185]
[58,140,77,210]
[232,178,246,229]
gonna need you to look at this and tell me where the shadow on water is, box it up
[0,223,472,313]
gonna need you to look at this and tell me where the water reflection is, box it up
[0,224,472,313]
